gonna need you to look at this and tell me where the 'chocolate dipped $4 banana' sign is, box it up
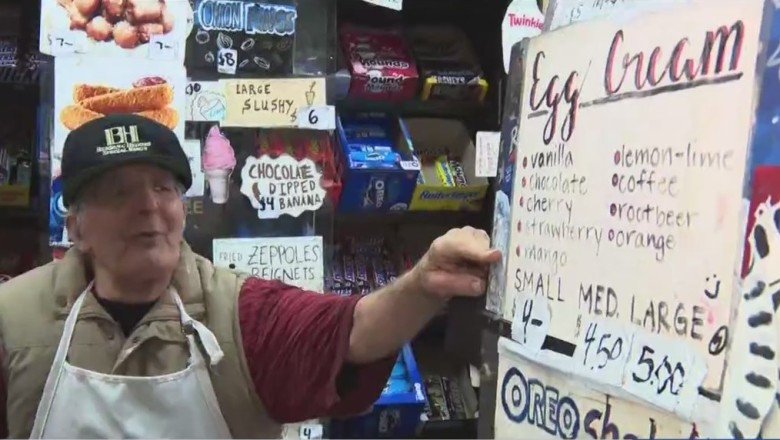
[240,155,326,219]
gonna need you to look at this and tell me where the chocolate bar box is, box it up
[186,0,297,77]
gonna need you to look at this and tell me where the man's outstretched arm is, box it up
[238,227,497,424]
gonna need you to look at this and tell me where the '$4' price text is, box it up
[575,319,691,411]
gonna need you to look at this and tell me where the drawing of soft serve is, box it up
[717,196,780,439]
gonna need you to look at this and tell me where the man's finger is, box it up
[426,272,486,297]
[448,235,501,264]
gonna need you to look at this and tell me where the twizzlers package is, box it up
[340,26,419,101]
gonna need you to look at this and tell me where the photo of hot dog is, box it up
[60,76,178,130]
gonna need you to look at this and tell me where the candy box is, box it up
[328,345,426,438]
[336,113,420,213]
[340,26,419,101]
[405,118,488,211]
[406,25,488,103]
[186,0,297,77]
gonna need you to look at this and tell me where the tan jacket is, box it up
[0,243,282,438]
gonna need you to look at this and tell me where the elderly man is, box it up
[0,114,499,439]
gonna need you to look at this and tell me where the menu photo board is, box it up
[500,0,769,415]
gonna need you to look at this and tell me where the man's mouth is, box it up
[133,231,162,239]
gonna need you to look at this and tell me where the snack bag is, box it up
[340,26,419,101]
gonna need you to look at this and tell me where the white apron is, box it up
[30,284,233,439]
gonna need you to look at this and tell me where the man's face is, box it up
[67,163,186,280]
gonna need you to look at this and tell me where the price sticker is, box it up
[475,131,500,177]
[572,318,634,387]
[48,30,81,56]
[622,331,703,412]
[510,294,550,352]
[217,48,238,75]
[299,423,323,440]
[148,34,179,60]
[296,106,336,130]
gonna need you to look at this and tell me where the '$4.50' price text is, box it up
[573,319,632,386]
[581,321,624,369]
[574,318,695,410]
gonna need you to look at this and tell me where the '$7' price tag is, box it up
[48,30,80,55]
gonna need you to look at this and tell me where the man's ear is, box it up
[65,214,87,251]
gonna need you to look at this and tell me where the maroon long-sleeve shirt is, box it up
[0,277,395,437]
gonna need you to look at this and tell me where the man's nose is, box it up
[132,185,161,211]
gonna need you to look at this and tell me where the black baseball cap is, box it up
[60,114,192,207]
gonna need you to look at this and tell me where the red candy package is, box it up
[340,26,419,101]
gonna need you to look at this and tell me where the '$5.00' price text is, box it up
[628,345,686,396]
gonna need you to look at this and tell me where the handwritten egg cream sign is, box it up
[502,0,767,392]
[213,237,324,292]
[495,337,698,440]
[221,78,326,127]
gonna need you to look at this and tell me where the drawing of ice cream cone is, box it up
[202,125,236,204]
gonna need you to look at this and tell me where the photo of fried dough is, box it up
[59,76,179,131]
[60,104,102,130]
[135,107,178,129]
[80,83,173,114]
[72,84,121,102]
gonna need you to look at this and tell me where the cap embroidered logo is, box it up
[98,125,152,156]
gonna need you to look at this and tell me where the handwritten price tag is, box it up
[299,423,323,440]
[297,106,336,130]
[148,34,179,60]
[48,30,81,56]
[572,318,634,386]
[622,331,703,412]
[475,131,500,177]
[510,294,550,352]
[217,48,238,75]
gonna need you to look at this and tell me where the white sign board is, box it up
[239,155,326,219]
[501,0,765,394]
[544,0,691,32]
[213,236,324,293]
